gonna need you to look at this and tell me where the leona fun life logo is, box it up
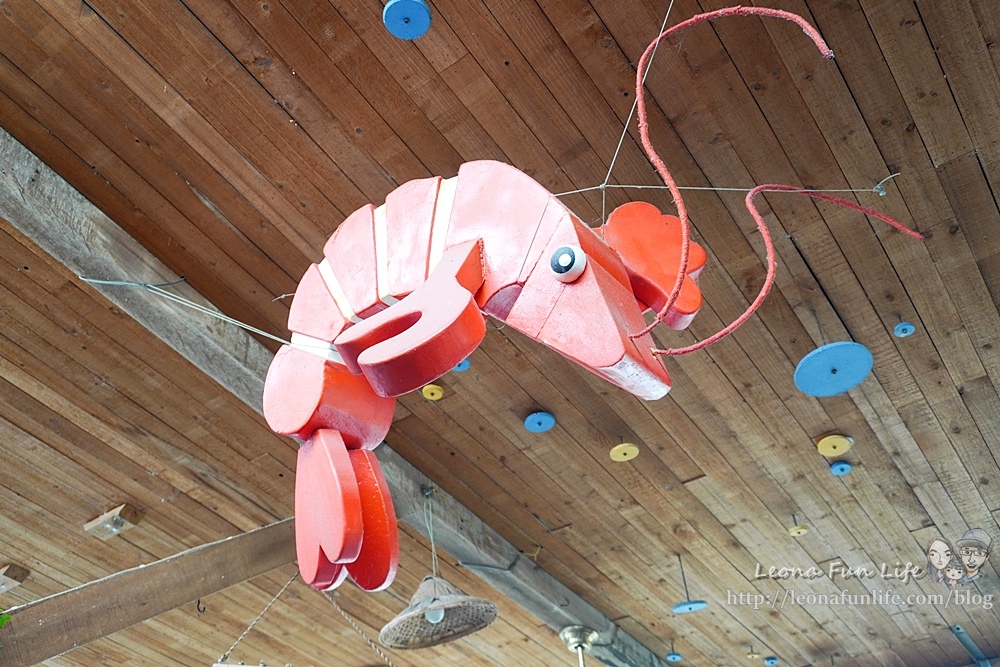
[753,527,994,586]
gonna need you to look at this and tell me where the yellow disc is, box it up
[747,651,761,660]
[421,384,444,401]
[788,524,809,537]
[816,434,854,457]
[610,442,639,462]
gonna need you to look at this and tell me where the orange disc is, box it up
[345,450,399,591]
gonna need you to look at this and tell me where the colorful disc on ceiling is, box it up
[787,524,809,537]
[893,321,916,338]
[665,652,683,662]
[383,0,431,40]
[794,342,873,397]
[610,442,640,462]
[816,434,854,457]
[421,384,444,401]
[671,599,708,614]
[764,658,780,666]
[524,411,556,433]
[452,358,471,372]
[830,461,853,476]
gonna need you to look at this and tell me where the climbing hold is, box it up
[453,358,471,372]
[893,321,916,338]
[421,384,444,401]
[383,0,431,40]
[610,443,640,462]
[764,658,780,666]
[816,434,854,457]
[665,652,683,663]
[830,461,853,477]
[524,411,556,433]
[794,342,873,397]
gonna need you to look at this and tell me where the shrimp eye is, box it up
[549,245,587,283]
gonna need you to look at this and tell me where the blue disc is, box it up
[893,321,916,338]
[830,461,853,476]
[452,358,471,372]
[764,658,780,666]
[383,0,431,40]
[665,652,683,662]
[671,599,708,614]
[524,411,556,433]
[794,342,873,397]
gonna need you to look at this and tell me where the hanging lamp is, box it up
[671,554,708,614]
[665,639,683,662]
[378,487,498,648]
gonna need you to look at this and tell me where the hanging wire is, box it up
[600,0,678,224]
[554,172,901,199]
[78,276,337,357]
[422,486,440,578]
[217,572,298,664]
[80,276,295,348]
[325,593,397,667]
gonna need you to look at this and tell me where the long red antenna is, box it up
[626,6,921,355]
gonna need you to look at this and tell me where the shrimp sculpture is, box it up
[263,160,705,590]
[262,6,922,592]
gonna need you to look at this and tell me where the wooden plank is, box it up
[215,0,462,178]
[323,3,517,180]
[855,0,974,166]
[0,126,272,411]
[0,519,295,667]
[910,0,1000,168]
[0,7,301,332]
[27,0,333,257]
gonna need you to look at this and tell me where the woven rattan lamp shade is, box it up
[378,575,498,649]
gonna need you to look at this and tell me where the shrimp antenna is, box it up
[627,7,921,354]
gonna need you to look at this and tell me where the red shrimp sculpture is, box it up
[262,7,922,592]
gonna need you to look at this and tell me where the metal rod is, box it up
[678,554,691,599]
[577,645,586,667]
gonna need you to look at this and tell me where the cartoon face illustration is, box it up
[960,547,989,571]
[944,558,965,584]
[955,528,993,580]
[927,538,952,571]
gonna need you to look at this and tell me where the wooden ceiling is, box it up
[2,0,1000,665]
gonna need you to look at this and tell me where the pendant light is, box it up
[378,487,498,648]
[671,554,708,614]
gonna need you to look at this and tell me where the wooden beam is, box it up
[0,127,666,667]
[0,519,295,667]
